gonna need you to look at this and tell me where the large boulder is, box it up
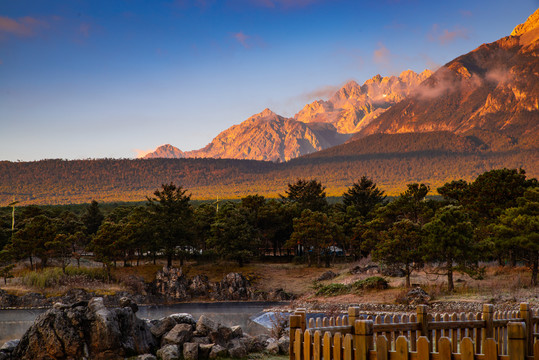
[227,338,247,359]
[162,323,193,347]
[150,316,178,338]
[12,298,158,360]
[209,344,227,359]
[183,342,199,360]
[157,344,181,360]
[196,315,219,336]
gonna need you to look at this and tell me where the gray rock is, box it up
[12,297,157,360]
[266,340,279,355]
[405,287,431,305]
[135,354,157,360]
[191,336,211,345]
[119,297,139,313]
[151,316,177,338]
[157,344,180,360]
[209,344,227,359]
[317,271,337,281]
[196,315,218,336]
[278,335,290,355]
[162,323,194,346]
[183,342,199,360]
[0,339,19,352]
[209,325,232,346]
[169,313,196,326]
[190,275,211,296]
[254,334,271,351]
[242,334,266,353]
[230,325,243,338]
[227,338,247,359]
[199,343,213,360]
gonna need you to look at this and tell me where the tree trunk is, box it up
[167,253,172,268]
[29,256,33,271]
[531,253,538,286]
[447,259,454,292]
[405,263,411,288]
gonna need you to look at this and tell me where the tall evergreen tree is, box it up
[280,179,327,212]
[82,200,104,235]
[342,176,386,217]
[146,183,193,267]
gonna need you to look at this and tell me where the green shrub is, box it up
[351,276,389,290]
[314,276,389,297]
[315,283,349,296]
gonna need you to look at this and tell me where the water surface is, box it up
[0,302,286,344]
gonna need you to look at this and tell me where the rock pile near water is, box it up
[154,267,293,301]
[2,297,290,360]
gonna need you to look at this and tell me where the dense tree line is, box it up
[0,168,537,291]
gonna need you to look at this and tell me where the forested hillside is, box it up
[0,131,536,204]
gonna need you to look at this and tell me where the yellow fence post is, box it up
[354,320,374,360]
[290,314,302,360]
[296,308,307,332]
[349,306,360,326]
[519,303,532,357]
[482,303,494,355]
[417,305,431,351]
[508,322,526,360]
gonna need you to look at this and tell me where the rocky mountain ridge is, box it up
[144,70,431,162]
[141,8,538,163]
[350,7,539,148]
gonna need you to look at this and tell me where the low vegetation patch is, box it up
[315,276,389,296]
[21,266,109,289]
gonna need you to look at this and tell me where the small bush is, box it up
[269,312,289,339]
[21,266,109,289]
[352,276,389,290]
[22,268,63,288]
[315,283,349,296]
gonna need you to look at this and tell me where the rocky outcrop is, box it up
[153,267,293,301]
[12,298,157,360]
[0,288,150,309]
[296,70,432,134]
[6,298,289,360]
[353,9,539,149]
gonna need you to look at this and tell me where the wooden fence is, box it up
[289,303,539,360]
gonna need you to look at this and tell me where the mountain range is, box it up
[143,69,433,162]
[144,9,538,163]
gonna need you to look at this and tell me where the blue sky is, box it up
[1,0,538,161]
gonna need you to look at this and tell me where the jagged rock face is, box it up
[354,10,539,149]
[141,70,428,162]
[143,144,185,159]
[153,267,271,301]
[295,69,432,133]
[12,298,158,360]
[185,109,351,162]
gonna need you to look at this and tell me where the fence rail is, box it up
[289,303,539,360]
